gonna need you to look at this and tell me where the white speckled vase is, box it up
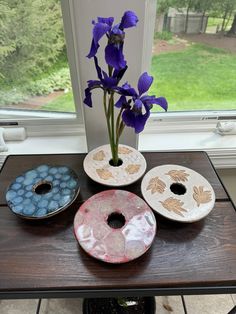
[83,144,146,187]
[141,164,215,223]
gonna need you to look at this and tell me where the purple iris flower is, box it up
[84,56,127,107]
[87,11,138,70]
[116,72,168,133]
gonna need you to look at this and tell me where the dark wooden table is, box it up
[0,152,235,299]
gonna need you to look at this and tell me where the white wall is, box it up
[217,169,236,205]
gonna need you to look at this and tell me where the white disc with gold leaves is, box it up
[141,164,215,223]
[83,144,146,187]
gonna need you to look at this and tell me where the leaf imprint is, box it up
[160,197,187,217]
[147,177,166,194]
[125,164,141,174]
[193,186,212,207]
[118,146,132,154]
[96,169,113,180]
[166,170,190,182]
[93,150,105,161]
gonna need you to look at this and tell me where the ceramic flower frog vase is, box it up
[83,11,168,186]
[6,165,80,219]
[83,144,147,187]
[141,164,215,223]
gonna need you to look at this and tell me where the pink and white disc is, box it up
[74,190,156,264]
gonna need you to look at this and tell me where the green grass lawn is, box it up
[2,43,235,114]
[41,91,75,112]
[150,43,236,112]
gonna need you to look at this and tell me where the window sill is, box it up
[139,131,236,169]
[1,131,236,169]
[0,135,87,155]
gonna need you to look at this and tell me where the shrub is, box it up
[155,31,173,41]
[24,67,71,96]
[0,67,71,106]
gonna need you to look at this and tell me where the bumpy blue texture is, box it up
[6,165,79,218]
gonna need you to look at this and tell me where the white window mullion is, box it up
[69,0,157,151]
[61,0,84,124]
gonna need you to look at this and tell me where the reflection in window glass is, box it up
[150,1,236,112]
[0,0,75,114]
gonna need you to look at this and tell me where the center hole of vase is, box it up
[109,158,123,167]
[33,181,52,195]
[170,183,186,195]
[107,212,126,229]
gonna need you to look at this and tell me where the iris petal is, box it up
[84,80,101,107]
[112,25,124,35]
[144,96,168,111]
[97,17,114,26]
[94,56,103,80]
[84,88,93,107]
[113,65,128,82]
[138,72,153,95]
[122,108,150,133]
[93,22,111,45]
[120,11,139,29]
[87,80,101,88]
[105,43,126,70]
[134,99,143,110]
[87,22,111,58]
[117,82,137,97]
[134,111,150,133]
[115,95,127,108]
[122,108,135,128]
[102,72,117,88]
[87,39,98,58]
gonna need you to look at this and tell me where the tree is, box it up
[227,13,236,35]
[210,0,236,32]
[184,0,194,33]
[194,0,215,32]
[0,0,65,83]
[0,2,16,78]
[157,0,173,14]
[163,0,204,33]
[170,0,198,33]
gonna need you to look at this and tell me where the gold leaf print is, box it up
[125,164,141,174]
[96,169,113,180]
[147,177,166,194]
[118,146,132,154]
[166,170,190,182]
[93,150,105,161]
[160,197,187,217]
[193,186,212,207]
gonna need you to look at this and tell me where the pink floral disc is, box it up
[74,190,156,263]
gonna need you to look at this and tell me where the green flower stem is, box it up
[103,91,113,157]
[103,91,108,116]
[104,64,126,166]
[115,107,124,153]
[104,90,125,166]
[104,91,117,165]
[111,93,116,163]
[109,92,119,165]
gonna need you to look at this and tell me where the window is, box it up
[1,0,236,167]
[0,0,83,128]
[150,1,236,117]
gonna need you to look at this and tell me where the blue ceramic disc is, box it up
[6,165,80,219]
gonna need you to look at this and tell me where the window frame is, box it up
[0,0,85,136]
[0,0,236,168]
